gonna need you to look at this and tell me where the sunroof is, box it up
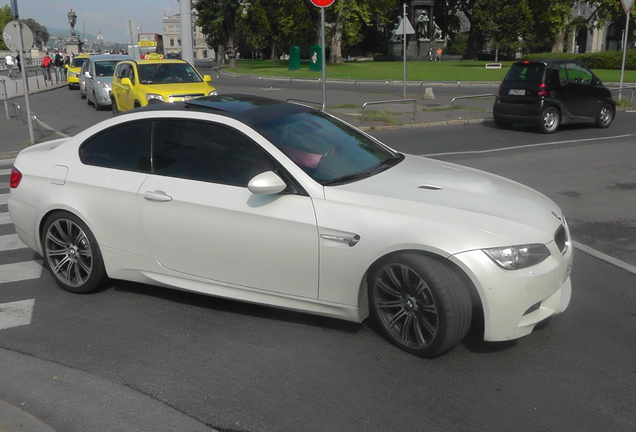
[185,94,284,113]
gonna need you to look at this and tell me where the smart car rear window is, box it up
[504,63,545,83]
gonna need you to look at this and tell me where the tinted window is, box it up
[504,63,545,83]
[80,120,152,172]
[94,61,120,77]
[137,63,202,84]
[151,120,276,187]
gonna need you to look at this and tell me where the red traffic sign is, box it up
[310,0,335,7]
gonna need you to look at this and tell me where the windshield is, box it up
[137,63,203,84]
[71,57,87,68]
[94,61,120,77]
[253,110,402,185]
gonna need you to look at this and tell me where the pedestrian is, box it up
[53,50,65,83]
[5,53,15,77]
[435,47,442,61]
[41,52,53,82]
[427,48,433,62]
[15,53,21,73]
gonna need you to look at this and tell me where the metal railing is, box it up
[450,93,497,118]
[12,102,43,136]
[362,99,416,123]
[608,86,635,102]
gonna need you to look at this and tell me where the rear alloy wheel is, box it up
[369,253,472,358]
[538,107,560,134]
[43,212,108,294]
[595,103,614,128]
[111,97,119,115]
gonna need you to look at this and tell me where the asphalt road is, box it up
[1,77,635,432]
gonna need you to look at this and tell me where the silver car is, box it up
[84,54,132,109]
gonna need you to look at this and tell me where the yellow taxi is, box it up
[111,59,217,112]
[66,53,90,90]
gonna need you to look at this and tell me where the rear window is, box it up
[504,63,545,83]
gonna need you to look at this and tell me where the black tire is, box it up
[80,89,86,99]
[369,253,472,358]
[111,97,119,115]
[93,92,101,111]
[537,106,560,134]
[42,212,108,294]
[494,117,513,129]
[86,91,93,105]
[595,103,614,128]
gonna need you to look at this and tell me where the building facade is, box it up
[162,12,214,60]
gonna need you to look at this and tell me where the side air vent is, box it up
[554,225,568,254]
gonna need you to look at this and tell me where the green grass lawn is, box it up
[225,59,636,84]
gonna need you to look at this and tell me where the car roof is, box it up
[89,54,133,62]
[120,93,314,127]
[515,59,584,68]
[134,59,189,65]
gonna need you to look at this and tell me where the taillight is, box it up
[10,167,22,188]
[537,83,548,97]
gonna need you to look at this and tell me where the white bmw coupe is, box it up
[8,94,572,357]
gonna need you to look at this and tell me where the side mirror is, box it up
[84,71,92,79]
[203,75,212,82]
[121,77,133,87]
[248,171,287,195]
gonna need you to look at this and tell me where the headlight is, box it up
[96,81,110,89]
[483,244,550,270]
[67,71,76,78]
[208,90,218,96]
[146,93,165,102]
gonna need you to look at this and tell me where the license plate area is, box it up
[508,89,526,96]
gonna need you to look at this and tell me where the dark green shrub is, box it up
[523,50,636,70]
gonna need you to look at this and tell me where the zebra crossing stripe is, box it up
[0,193,8,206]
[0,299,35,330]
[0,168,10,175]
[0,213,11,225]
[0,261,43,283]
[0,234,27,251]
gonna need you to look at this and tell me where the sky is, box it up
[12,0,184,43]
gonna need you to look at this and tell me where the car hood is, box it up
[323,154,564,245]
[143,82,214,95]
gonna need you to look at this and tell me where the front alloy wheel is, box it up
[595,103,614,128]
[43,212,108,294]
[369,254,472,358]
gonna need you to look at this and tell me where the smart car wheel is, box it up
[538,107,560,134]
[369,253,472,358]
[42,212,108,294]
[111,96,119,115]
[595,104,614,128]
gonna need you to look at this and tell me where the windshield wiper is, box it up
[322,153,404,186]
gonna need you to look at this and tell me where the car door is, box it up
[561,62,603,118]
[137,119,320,298]
[84,59,95,102]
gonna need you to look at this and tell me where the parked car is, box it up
[84,54,132,110]
[79,60,88,99]
[111,59,216,113]
[493,59,615,133]
[65,54,89,90]
[8,94,573,358]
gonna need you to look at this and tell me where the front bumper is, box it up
[453,238,573,341]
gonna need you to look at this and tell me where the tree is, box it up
[195,0,240,66]
[20,17,49,49]
[0,5,13,50]
[473,0,532,60]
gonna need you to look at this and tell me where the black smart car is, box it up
[493,59,615,134]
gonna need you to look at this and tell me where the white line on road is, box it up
[0,213,11,225]
[422,134,634,157]
[0,261,43,284]
[0,234,28,251]
[0,169,11,175]
[0,193,8,206]
[0,299,35,330]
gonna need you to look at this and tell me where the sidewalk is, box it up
[0,70,66,159]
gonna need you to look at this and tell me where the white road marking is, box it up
[0,213,11,225]
[0,261,43,284]
[0,234,27,251]
[0,193,8,205]
[0,299,35,330]
[423,134,634,157]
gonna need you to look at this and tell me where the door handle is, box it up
[143,190,172,202]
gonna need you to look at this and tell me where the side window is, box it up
[80,120,152,172]
[151,120,276,187]
[566,63,593,84]
[559,64,568,82]
[115,63,125,79]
